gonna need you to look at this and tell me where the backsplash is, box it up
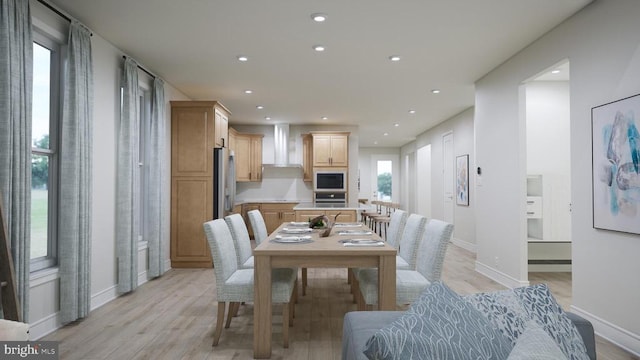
[235,167,313,202]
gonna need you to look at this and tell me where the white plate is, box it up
[337,230,373,235]
[343,240,384,247]
[288,222,310,227]
[272,235,313,243]
[334,223,363,227]
[281,228,313,234]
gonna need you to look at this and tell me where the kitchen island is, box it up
[293,202,366,223]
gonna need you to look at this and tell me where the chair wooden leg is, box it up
[213,302,225,346]
[302,268,307,296]
[289,290,295,326]
[225,302,238,329]
[283,302,290,348]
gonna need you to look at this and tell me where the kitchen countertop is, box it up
[293,202,366,211]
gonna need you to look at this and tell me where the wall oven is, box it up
[314,170,347,192]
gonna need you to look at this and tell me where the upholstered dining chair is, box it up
[349,211,421,299]
[395,213,428,270]
[224,213,254,269]
[247,209,307,296]
[355,219,454,310]
[383,209,408,249]
[247,209,268,245]
[203,219,297,347]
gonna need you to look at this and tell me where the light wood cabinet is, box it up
[302,134,313,182]
[170,101,230,268]
[214,107,229,148]
[312,132,349,167]
[261,203,297,233]
[242,203,261,238]
[326,210,356,223]
[295,210,356,223]
[234,131,263,182]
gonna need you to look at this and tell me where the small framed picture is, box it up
[456,154,469,206]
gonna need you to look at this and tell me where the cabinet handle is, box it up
[527,211,535,215]
[526,201,535,204]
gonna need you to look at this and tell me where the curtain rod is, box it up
[36,0,93,36]
[122,56,156,79]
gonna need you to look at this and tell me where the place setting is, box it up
[279,227,314,235]
[338,238,385,247]
[271,234,314,244]
[336,229,373,236]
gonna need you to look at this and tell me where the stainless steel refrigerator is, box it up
[213,147,236,219]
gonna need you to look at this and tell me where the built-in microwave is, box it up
[314,170,347,192]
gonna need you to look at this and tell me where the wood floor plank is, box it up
[42,244,637,359]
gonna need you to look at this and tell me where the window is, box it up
[376,160,392,201]
[31,32,62,271]
[138,88,151,245]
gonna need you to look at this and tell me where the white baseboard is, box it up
[138,270,148,287]
[29,312,61,340]
[164,259,172,271]
[475,260,529,289]
[570,306,640,357]
[451,238,476,253]
[90,285,117,311]
[528,264,572,272]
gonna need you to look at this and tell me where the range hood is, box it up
[262,123,302,168]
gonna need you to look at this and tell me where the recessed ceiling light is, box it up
[265,116,271,120]
[383,132,389,136]
[388,55,401,62]
[311,13,327,22]
[408,110,416,114]
[256,105,264,110]
[313,45,325,52]
[551,70,561,74]
[321,116,328,120]
[244,89,253,94]
[394,123,399,127]
[431,89,441,94]
[374,141,378,145]
[237,55,248,62]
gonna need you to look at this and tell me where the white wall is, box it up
[401,108,476,250]
[29,1,189,338]
[475,0,640,353]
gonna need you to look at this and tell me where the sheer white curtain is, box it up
[0,0,32,322]
[116,58,140,294]
[147,77,166,278]
[59,20,93,324]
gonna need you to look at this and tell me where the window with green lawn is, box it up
[31,32,62,271]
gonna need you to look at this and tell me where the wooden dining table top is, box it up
[253,222,397,256]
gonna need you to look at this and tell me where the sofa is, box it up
[342,282,596,360]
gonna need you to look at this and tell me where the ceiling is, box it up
[49,0,591,147]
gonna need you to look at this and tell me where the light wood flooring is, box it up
[43,244,638,359]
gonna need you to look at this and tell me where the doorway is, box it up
[416,145,432,218]
[443,132,454,226]
[524,60,572,277]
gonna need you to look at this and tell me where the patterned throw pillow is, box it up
[507,321,568,360]
[363,281,512,360]
[464,284,590,360]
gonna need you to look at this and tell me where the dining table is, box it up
[253,221,397,359]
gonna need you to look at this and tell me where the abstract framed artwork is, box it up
[456,154,469,206]
[591,93,640,235]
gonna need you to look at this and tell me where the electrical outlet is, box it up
[494,256,499,268]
